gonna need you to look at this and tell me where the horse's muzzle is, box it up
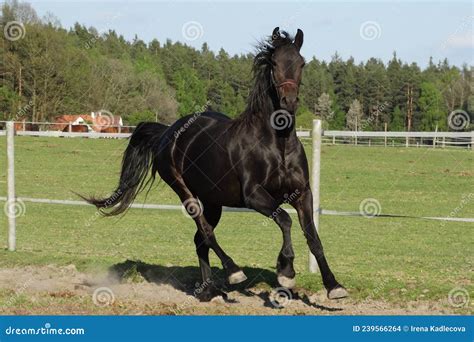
[280,95,298,113]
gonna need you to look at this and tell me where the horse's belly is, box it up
[183,161,243,207]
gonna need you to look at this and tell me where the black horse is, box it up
[83,27,347,301]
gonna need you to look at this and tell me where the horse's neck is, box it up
[261,99,297,140]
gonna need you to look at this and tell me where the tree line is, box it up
[1,0,472,131]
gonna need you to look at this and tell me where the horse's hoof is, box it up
[228,270,247,285]
[328,286,348,299]
[210,295,226,304]
[277,275,296,289]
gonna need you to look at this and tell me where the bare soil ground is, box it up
[0,265,461,315]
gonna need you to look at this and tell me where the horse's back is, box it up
[157,111,243,207]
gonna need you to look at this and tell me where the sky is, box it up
[27,0,473,67]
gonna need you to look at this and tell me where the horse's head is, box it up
[270,27,305,114]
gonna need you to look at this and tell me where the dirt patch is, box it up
[0,265,462,315]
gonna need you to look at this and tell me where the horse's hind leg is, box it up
[193,204,220,299]
[157,162,245,299]
[193,204,245,301]
[168,187,246,300]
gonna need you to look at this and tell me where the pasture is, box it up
[0,136,472,314]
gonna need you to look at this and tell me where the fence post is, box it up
[6,122,16,251]
[384,123,387,147]
[309,119,322,273]
[433,124,438,148]
[471,131,474,151]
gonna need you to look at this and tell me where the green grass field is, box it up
[0,136,472,313]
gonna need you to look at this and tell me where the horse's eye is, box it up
[301,62,306,68]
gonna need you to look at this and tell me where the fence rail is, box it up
[1,120,472,148]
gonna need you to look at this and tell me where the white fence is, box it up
[1,121,473,273]
[323,130,474,149]
[1,120,472,148]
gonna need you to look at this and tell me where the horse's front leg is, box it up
[244,185,296,288]
[292,188,348,299]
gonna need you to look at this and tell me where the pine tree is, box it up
[391,106,405,131]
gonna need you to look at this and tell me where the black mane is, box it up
[238,31,295,122]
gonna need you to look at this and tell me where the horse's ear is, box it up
[294,29,304,50]
[272,27,280,40]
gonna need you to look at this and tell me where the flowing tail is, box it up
[79,122,169,216]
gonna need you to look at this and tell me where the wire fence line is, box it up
[1,196,473,223]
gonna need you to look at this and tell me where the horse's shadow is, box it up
[108,260,342,312]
